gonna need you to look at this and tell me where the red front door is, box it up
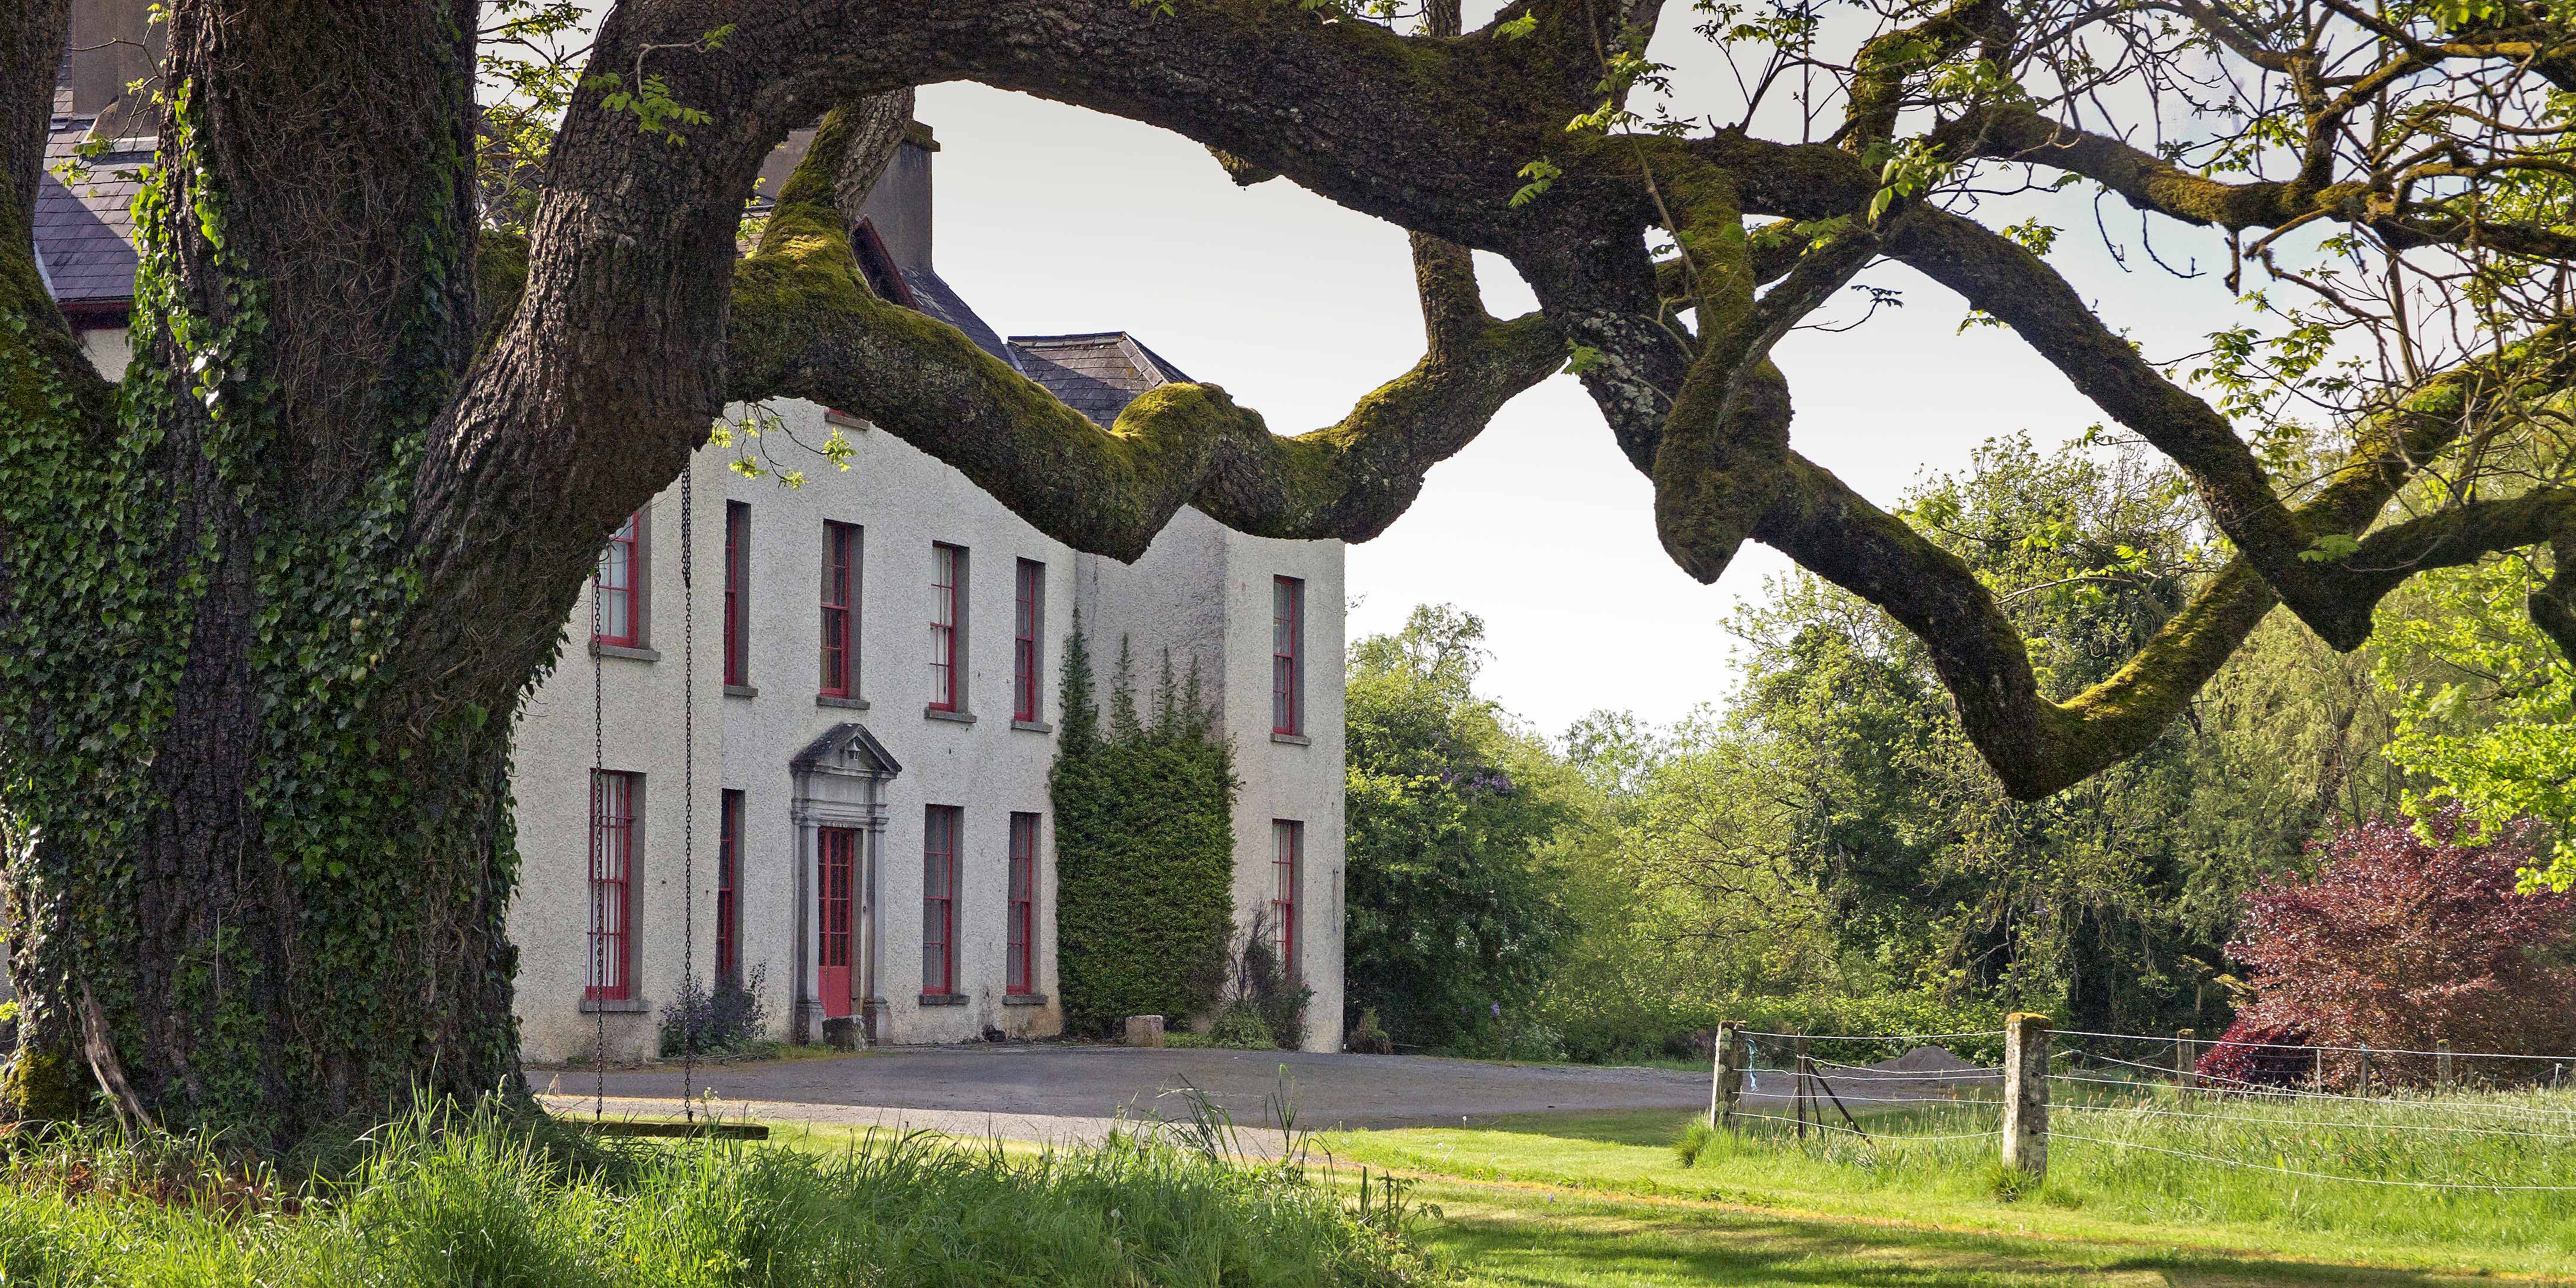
[818,827,855,1018]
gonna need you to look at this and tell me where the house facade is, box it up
[34,29,1349,1061]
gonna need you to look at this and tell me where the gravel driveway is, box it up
[538,1045,1713,1131]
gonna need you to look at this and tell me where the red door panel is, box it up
[819,827,855,1019]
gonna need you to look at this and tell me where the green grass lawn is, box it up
[1407,1182,2528,1287]
[580,1085,2576,1286]
[1315,1103,2576,1285]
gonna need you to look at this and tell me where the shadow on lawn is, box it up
[1430,1195,2528,1288]
[1455,1107,1705,1149]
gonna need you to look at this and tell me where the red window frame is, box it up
[923,805,960,994]
[723,502,750,687]
[716,789,743,983]
[594,511,643,648]
[820,521,857,698]
[930,544,964,711]
[1271,576,1305,736]
[1006,811,1038,994]
[1013,559,1043,723]
[587,770,639,1001]
[1271,819,1302,971]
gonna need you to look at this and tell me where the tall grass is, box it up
[1686,1076,2576,1256]
[0,1099,1442,1286]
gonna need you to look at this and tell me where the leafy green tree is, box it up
[2375,555,2576,891]
[1344,606,1574,1050]
[1575,437,2422,1040]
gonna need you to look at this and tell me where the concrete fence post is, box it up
[1711,1022,1746,1131]
[2175,1028,2196,1088]
[2001,1013,2052,1182]
[2437,1039,2453,1090]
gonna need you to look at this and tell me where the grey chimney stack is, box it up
[856,124,938,275]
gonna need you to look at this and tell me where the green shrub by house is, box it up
[1051,625,1237,1036]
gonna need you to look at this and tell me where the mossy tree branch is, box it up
[1944,105,2576,259]
[1748,327,2576,796]
[722,99,1565,562]
[1879,208,2372,640]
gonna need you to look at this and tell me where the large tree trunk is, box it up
[0,0,523,1146]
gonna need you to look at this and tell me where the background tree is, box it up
[1344,605,1576,1051]
[1532,434,2450,1052]
[10,0,2576,1140]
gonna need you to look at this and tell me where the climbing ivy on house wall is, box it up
[1049,622,1237,1036]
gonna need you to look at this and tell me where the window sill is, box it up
[590,643,661,663]
[725,683,758,700]
[817,693,870,711]
[1002,993,1049,1007]
[1270,731,1311,746]
[919,993,968,1007]
[580,997,648,1014]
[1010,718,1053,734]
[925,707,976,725]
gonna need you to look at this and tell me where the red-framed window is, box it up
[1013,559,1043,723]
[594,510,644,648]
[923,805,960,994]
[1271,576,1305,735]
[716,789,743,983]
[1271,819,1302,971]
[723,502,750,687]
[820,521,858,697]
[930,544,964,711]
[587,770,640,1000]
[1007,811,1038,995]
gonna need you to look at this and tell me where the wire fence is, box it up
[1706,1024,2576,1193]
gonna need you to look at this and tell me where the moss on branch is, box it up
[723,100,1560,561]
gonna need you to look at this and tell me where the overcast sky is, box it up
[892,20,2244,739]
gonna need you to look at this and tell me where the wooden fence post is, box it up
[1793,1034,1811,1140]
[1711,1022,1746,1131]
[2001,1013,2051,1182]
[2175,1029,2196,1088]
[2358,1043,2371,1095]
[2437,1039,2453,1090]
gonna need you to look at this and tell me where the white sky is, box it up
[887,17,2247,738]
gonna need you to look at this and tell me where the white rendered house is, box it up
[34,56,1350,1061]
[506,125,1349,1061]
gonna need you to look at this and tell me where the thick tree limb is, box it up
[1749,324,2576,797]
[723,103,1563,560]
[1947,105,2576,260]
[2,0,69,225]
[1882,207,2383,644]
[412,0,2576,804]
[1655,228,1881,581]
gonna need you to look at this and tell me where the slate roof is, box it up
[1004,333,1193,427]
[904,267,1018,369]
[34,107,147,310]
